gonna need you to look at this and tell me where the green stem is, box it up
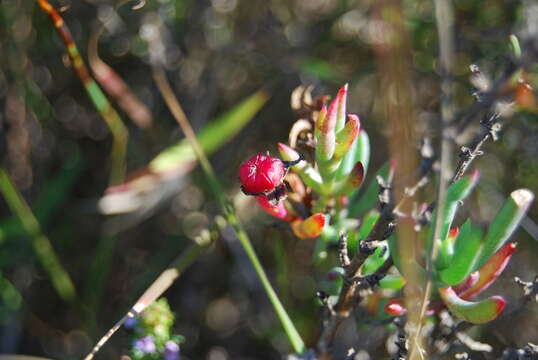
[152,68,305,354]
[0,168,76,302]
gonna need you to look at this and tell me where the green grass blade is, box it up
[153,69,305,354]
[151,90,269,173]
[0,156,82,243]
[0,168,76,302]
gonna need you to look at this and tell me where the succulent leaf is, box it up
[349,161,394,217]
[291,213,326,239]
[439,220,483,286]
[333,162,364,196]
[362,245,389,275]
[379,274,406,291]
[277,143,325,193]
[333,115,360,162]
[428,171,480,266]
[348,210,380,254]
[438,286,506,324]
[474,189,534,270]
[459,242,517,299]
[316,86,347,162]
[336,129,370,181]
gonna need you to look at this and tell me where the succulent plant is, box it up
[239,85,535,325]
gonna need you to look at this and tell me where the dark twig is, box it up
[514,276,538,303]
[393,317,408,360]
[500,343,538,360]
[451,110,505,183]
[338,232,351,268]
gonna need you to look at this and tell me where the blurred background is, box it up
[0,0,537,359]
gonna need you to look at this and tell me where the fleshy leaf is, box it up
[438,286,506,324]
[333,115,360,162]
[336,129,370,181]
[347,209,380,254]
[316,86,347,162]
[348,161,394,217]
[277,143,324,193]
[333,162,364,196]
[362,245,389,275]
[428,170,480,267]
[335,84,348,132]
[474,189,534,270]
[291,213,326,239]
[453,271,479,295]
[459,242,517,299]
[439,220,483,286]
[255,196,295,222]
[379,274,406,291]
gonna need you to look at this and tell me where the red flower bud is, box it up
[385,300,407,316]
[239,153,286,195]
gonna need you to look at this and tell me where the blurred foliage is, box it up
[0,0,537,359]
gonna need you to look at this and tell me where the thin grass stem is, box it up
[152,67,306,354]
[0,168,76,302]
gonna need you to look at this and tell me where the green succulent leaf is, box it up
[379,274,406,291]
[474,189,534,270]
[428,171,480,267]
[459,242,517,299]
[336,129,370,181]
[348,161,393,217]
[348,210,380,254]
[439,220,483,286]
[438,286,505,324]
[362,244,389,275]
[278,143,325,193]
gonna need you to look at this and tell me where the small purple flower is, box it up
[133,336,156,354]
[164,340,180,360]
[124,317,138,329]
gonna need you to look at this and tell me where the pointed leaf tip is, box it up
[460,242,517,299]
[470,169,480,182]
[475,189,533,270]
[511,188,534,208]
[439,286,506,324]
[277,142,297,160]
[449,227,460,239]
[333,115,360,161]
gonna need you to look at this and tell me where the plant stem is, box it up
[37,0,128,185]
[84,240,208,360]
[410,1,456,358]
[0,168,76,302]
[152,67,306,354]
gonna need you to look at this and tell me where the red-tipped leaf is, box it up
[459,242,517,299]
[439,286,506,324]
